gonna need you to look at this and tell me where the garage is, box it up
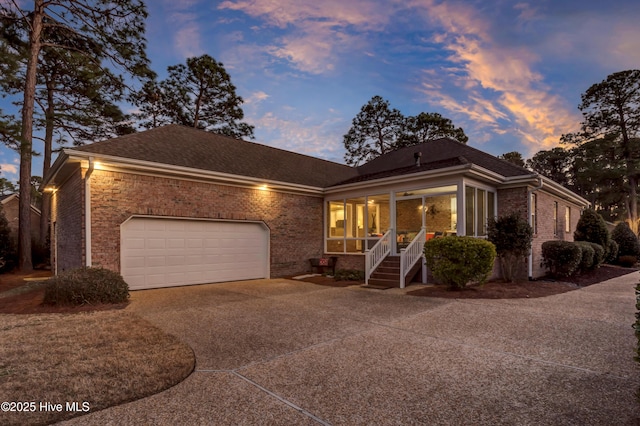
[121,217,270,290]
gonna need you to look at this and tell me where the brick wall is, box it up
[51,168,85,272]
[87,169,324,277]
[497,186,584,278]
[1,197,41,245]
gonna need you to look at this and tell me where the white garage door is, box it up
[121,217,269,290]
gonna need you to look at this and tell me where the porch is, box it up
[325,181,497,288]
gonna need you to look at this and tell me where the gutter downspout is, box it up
[528,177,543,279]
[85,157,95,267]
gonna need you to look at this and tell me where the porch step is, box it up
[366,278,399,288]
[367,256,424,288]
[368,256,401,287]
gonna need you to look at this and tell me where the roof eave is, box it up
[59,149,325,196]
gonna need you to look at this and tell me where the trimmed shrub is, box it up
[423,236,496,290]
[605,239,619,264]
[334,269,364,281]
[574,241,595,272]
[487,213,533,282]
[542,241,581,277]
[574,208,610,250]
[44,267,129,306]
[611,222,640,261]
[588,242,605,268]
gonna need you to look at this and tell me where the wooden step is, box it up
[367,278,400,288]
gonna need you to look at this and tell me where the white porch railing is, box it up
[365,229,392,285]
[399,227,426,289]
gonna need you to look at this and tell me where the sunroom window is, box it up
[326,194,390,253]
[465,185,496,237]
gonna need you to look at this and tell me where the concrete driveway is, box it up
[62,273,640,425]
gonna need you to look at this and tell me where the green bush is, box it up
[588,242,605,268]
[605,239,619,264]
[574,241,595,272]
[611,222,640,260]
[334,269,364,281]
[487,213,533,282]
[542,241,582,277]
[574,208,610,250]
[44,267,130,306]
[423,236,496,289]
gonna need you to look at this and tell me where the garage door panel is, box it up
[122,218,268,290]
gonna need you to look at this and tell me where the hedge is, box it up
[541,241,582,277]
[423,236,496,289]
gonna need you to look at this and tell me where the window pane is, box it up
[487,192,495,223]
[328,201,345,237]
[345,197,364,238]
[465,186,475,236]
[326,240,343,252]
[477,189,486,236]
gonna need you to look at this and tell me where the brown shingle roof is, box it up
[73,125,357,188]
[355,138,533,180]
[71,126,534,190]
[335,156,472,185]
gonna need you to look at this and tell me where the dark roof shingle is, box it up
[73,125,357,188]
[355,138,533,179]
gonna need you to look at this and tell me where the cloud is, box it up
[251,110,347,163]
[244,91,270,104]
[0,163,18,178]
[218,0,399,74]
[160,1,205,58]
[410,0,581,152]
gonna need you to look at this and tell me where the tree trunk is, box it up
[18,0,45,272]
[39,81,55,251]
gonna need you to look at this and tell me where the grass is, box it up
[0,310,195,426]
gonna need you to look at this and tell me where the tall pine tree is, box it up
[1,0,151,271]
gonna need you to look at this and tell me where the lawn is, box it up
[0,309,195,425]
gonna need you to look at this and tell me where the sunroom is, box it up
[324,174,497,287]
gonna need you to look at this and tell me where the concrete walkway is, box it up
[61,273,640,425]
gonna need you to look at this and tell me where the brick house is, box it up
[43,125,588,290]
[1,193,41,244]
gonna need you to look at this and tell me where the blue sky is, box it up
[1,0,639,182]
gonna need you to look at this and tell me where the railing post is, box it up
[400,248,406,289]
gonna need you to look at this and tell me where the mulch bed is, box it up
[292,265,638,300]
[0,271,129,315]
[407,265,638,299]
[2,265,637,314]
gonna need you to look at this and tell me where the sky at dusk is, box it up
[1,0,640,183]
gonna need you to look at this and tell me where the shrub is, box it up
[0,205,15,272]
[487,213,533,282]
[574,208,610,250]
[588,242,605,268]
[542,241,582,277]
[423,236,496,290]
[611,222,640,260]
[334,269,364,281]
[605,239,619,264]
[44,267,129,306]
[574,241,595,272]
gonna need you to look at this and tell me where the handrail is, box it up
[365,229,392,284]
[399,227,426,288]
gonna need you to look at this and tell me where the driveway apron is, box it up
[60,273,640,425]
